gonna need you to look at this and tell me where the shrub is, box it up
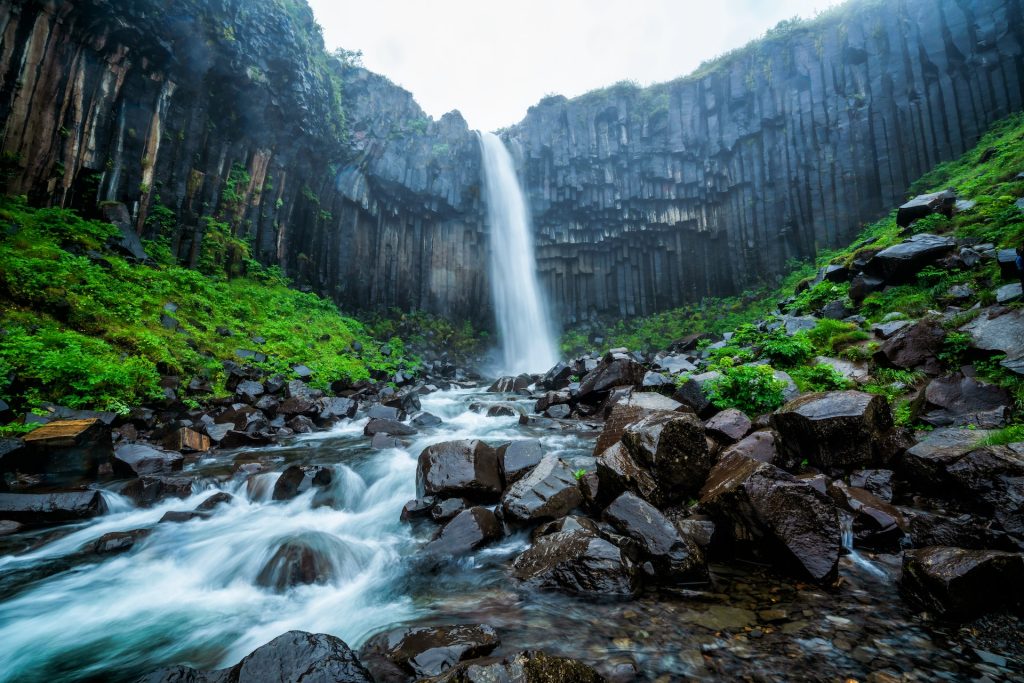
[705,364,788,416]
[758,330,814,367]
[790,364,854,393]
[807,319,870,355]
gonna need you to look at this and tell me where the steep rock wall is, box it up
[510,0,1024,322]
[0,0,487,322]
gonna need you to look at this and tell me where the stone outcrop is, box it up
[2,0,1021,324]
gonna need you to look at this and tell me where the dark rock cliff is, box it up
[510,0,1024,322]
[1,0,1023,326]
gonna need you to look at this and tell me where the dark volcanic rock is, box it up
[431,498,467,523]
[576,353,646,401]
[360,623,499,679]
[901,547,1024,619]
[512,528,639,597]
[896,189,957,228]
[120,475,194,507]
[720,430,781,464]
[705,408,752,444]
[0,491,108,524]
[497,440,544,486]
[138,630,372,683]
[18,418,112,478]
[920,374,1011,428]
[771,391,895,469]
[256,532,345,591]
[422,507,503,558]
[960,307,1024,375]
[400,497,437,522]
[621,411,711,503]
[428,650,604,683]
[416,440,502,502]
[364,418,417,437]
[699,452,841,582]
[827,482,905,550]
[864,233,956,283]
[488,375,533,393]
[595,442,659,507]
[83,529,151,555]
[500,455,583,524]
[874,318,946,375]
[272,465,331,501]
[603,492,707,583]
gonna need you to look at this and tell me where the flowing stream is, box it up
[478,132,559,375]
[0,388,1007,681]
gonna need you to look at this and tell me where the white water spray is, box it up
[478,132,559,375]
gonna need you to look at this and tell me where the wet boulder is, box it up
[159,510,212,524]
[411,412,443,429]
[671,371,721,418]
[119,475,194,507]
[18,418,112,478]
[827,482,906,550]
[900,547,1024,620]
[705,408,752,445]
[699,452,841,583]
[82,529,151,555]
[540,362,574,390]
[603,492,707,583]
[431,498,467,523]
[960,307,1024,375]
[576,352,646,401]
[488,374,533,393]
[368,404,403,422]
[771,391,895,469]
[400,496,437,522]
[138,630,373,683]
[161,427,211,453]
[595,442,659,507]
[364,418,417,437]
[849,469,895,502]
[256,531,346,591]
[621,411,711,503]
[0,491,108,524]
[486,403,523,418]
[286,415,316,434]
[416,440,502,503]
[511,528,639,597]
[497,439,544,486]
[896,189,957,228]
[865,233,956,283]
[900,508,1019,552]
[318,397,357,421]
[919,374,1011,428]
[720,430,780,465]
[359,623,499,679]
[422,507,503,558]
[873,318,946,375]
[195,492,233,511]
[501,455,583,524]
[272,465,332,501]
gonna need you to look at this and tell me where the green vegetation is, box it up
[0,196,414,415]
[704,364,788,416]
[789,364,854,393]
[979,424,1024,447]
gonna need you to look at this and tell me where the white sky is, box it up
[308,0,847,132]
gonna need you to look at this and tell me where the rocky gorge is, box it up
[2,0,1024,324]
[1,0,1024,681]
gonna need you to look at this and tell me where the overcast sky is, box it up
[308,0,846,132]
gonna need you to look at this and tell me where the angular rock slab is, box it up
[901,547,1024,620]
[416,440,502,503]
[512,528,639,597]
[112,444,184,477]
[771,391,894,469]
[0,490,108,524]
[501,455,582,524]
[603,492,707,583]
[422,507,503,558]
[621,411,711,503]
[595,442,659,507]
[699,452,841,583]
[497,439,544,486]
[360,623,499,678]
[138,630,373,682]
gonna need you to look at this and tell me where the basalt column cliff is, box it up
[1,0,1023,325]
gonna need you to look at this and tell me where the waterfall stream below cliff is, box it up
[0,387,1000,682]
[478,132,559,375]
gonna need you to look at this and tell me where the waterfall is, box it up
[478,132,559,375]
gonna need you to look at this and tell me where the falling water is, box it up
[840,513,887,578]
[478,132,559,375]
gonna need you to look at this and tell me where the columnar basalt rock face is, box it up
[1,0,1023,325]
[507,0,1024,322]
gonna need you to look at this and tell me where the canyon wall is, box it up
[1,0,1023,327]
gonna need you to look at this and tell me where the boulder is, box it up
[543,404,571,419]
[488,375,532,393]
[370,433,404,450]
[771,391,895,469]
[576,353,646,401]
[416,440,502,502]
[593,394,686,456]
[161,427,211,453]
[900,507,1019,552]
[595,442,659,507]
[699,452,841,583]
[996,282,1023,304]
[511,528,639,597]
[364,418,417,437]
[256,532,346,591]
[827,482,905,550]
[411,412,443,429]
[82,529,151,555]
[400,497,436,522]
[368,404,403,421]
[621,412,711,503]
[895,189,957,228]
[235,380,265,403]
[900,547,1024,619]
[318,397,357,421]
[159,510,212,524]
[18,418,112,478]
[119,475,193,506]
[603,492,707,583]
[671,371,720,417]
[277,396,318,417]
[497,440,544,486]
[501,455,583,524]
[960,307,1024,375]
[919,374,1011,428]
[874,318,946,375]
[865,233,956,284]
[849,469,895,502]
[272,465,332,501]
[705,409,752,444]
[719,430,781,464]
[360,624,499,679]
[138,631,373,683]
[540,362,574,390]
[422,507,503,558]
[485,403,523,418]
[0,491,108,524]
[287,415,316,434]
[195,492,233,511]
[430,498,467,523]
[111,444,184,477]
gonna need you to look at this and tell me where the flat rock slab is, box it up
[0,491,108,523]
[23,419,105,447]
[360,624,499,678]
[901,546,1024,620]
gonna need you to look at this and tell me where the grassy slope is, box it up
[567,113,1024,423]
[0,196,418,416]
